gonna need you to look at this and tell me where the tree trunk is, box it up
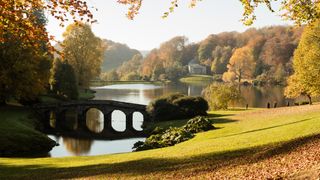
[307,95,312,105]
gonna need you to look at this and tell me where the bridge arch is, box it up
[85,108,104,133]
[132,111,144,131]
[111,110,126,132]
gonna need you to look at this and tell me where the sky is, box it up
[46,0,293,50]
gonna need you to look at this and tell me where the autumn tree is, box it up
[140,37,188,81]
[158,36,187,67]
[0,9,52,104]
[0,0,96,104]
[62,23,105,88]
[223,46,256,83]
[117,54,143,78]
[50,59,79,100]
[102,70,119,81]
[285,19,320,104]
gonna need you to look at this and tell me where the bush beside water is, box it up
[147,93,209,121]
[133,116,215,151]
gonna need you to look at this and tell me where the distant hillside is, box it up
[102,40,141,72]
[139,50,150,57]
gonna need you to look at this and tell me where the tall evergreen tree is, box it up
[50,59,79,100]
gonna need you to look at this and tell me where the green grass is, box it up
[78,89,95,100]
[0,105,319,178]
[179,75,213,84]
[0,106,55,157]
[39,88,96,103]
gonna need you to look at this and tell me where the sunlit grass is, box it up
[0,105,320,178]
[179,75,213,84]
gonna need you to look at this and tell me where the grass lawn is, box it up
[180,75,213,84]
[0,104,319,179]
[78,89,95,100]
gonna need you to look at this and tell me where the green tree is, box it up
[285,19,320,104]
[50,59,79,100]
[198,35,217,62]
[203,83,242,110]
[211,46,233,74]
[62,23,105,88]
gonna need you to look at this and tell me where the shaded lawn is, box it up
[1,105,320,179]
[0,106,55,157]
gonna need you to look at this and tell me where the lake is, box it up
[48,82,300,157]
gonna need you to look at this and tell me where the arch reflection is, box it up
[86,108,104,133]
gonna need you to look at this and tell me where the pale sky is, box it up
[46,0,292,50]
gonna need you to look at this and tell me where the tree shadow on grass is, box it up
[0,134,319,179]
[210,118,313,140]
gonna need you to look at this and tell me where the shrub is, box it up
[173,96,208,117]
[147,93,209,121]
[133,116,216,152]
[133,127,194,151]
[183,116,215,133]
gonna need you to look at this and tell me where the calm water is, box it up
[49,82,301,157]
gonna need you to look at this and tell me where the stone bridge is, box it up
[33,100,151,139]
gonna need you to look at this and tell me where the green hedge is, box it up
[147,93,209,121]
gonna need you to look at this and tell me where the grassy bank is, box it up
[0,104,319,179]
[39,88,96,103]
[0,88,95,157]
[179,75,213,84]
[0,106,56,157]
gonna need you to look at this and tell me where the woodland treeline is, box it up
[102,25,303,85]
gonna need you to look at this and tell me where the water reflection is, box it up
[86,108,104,133]
[63,137,93,156]
[49,111,56,128]
[48,135,145,157]
[91,83,292,108]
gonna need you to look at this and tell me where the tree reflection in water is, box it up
[63,137,93,156]
[86,108,104,133]
[49,111,56,128]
